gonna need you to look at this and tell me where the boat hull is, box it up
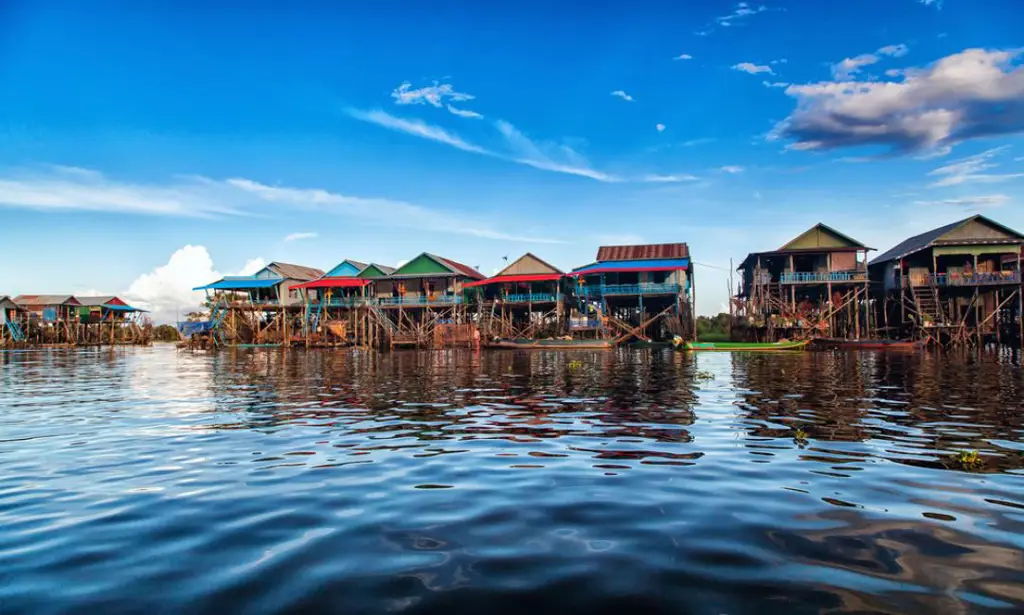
[685,340,810,352]
[485,338,612,350]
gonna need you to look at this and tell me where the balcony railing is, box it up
[780,271,867,284]
[581,283,681,298]
[904,271,1021,287]
[502,293,558,303]
[310,297,368,307]
[376,295,464,306]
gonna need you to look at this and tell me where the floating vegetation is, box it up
[695,370,715,381]
[947,449,985,471]
[793,427,809,446]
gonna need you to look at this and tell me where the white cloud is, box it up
[283,232,318,242]
[446,105,483,119]
[919,0,942,7]
[229,177,564,243]
[391,81,482,118]
[611,90,634,102]
[774,48,1024,154]
[716,2,768,27]
[494,120,619,182]
[347,108,489,154]
[0,166,239,218]
[348,108,620,182]
[656,123,666,132]
[720,165,745,173]
[771,58,788,65]
[641,174,698,183]
[732,62,773,75]
[831,43,908,80]
[122,246,266,324]
[913,194,1009,209]
[674,53,693,60]
[762,81,790,88]
[0,164,564,243]
[927,146,1024,187]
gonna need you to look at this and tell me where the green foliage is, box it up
[152,324,180,342]
[793,427,809,445]
[567,360,584,371]
[696,313,730,341]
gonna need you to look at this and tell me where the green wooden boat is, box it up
[684,339,811,352]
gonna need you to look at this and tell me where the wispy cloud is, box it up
[0,166,240,218]
[229,178,564,243]
[347,108,489,154]
[913,194,1009,210]
[495,120,619,182]
[611,90,634,102]
[720,165,745,173]
[283,232,318,242]
[446,105,483,119]
[674,53,693,60]
[656,123,666,132]
[681,138,716,147]
[641,174,698,183]
[762,81,790,88]
[927,146,1023,187]
[717,2,768,27]
[732,62,773,75]
[391,81,482,119]
[919,0,942,8]
[831,43,908,80]
[0,164,563,243]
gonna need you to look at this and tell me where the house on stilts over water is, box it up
[194,261,323,346]
[733,224,873,342]
[466,253,566,343]
[1,296,28,347]
[290,260,395,348]
[568,243,695,343]
[13,295,82,346]
[370,253,485,348]
[869,214,1024,348]
[74,296,150,345]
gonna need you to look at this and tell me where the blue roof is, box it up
[104,304,143,312]
[571,258,690,275]
[193,277,282,291]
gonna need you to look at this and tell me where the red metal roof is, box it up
[464,273,563,288]
[436,256,486,280]
[290,277,371,290]
[596,243,689,262]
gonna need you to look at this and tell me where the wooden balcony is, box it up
[581,283,682,298]
[903,271,1021,288]
[376,295,464,307]
[780,270,867,284]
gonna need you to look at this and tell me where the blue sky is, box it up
[1,0,1023,321]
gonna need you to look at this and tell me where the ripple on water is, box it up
[0,346,1023,614]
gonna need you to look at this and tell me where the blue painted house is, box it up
[568,243,695,341]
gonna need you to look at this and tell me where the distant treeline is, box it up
[152,324,180,342]
[696,313,730,342]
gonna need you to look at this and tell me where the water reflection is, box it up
[0,346,1022,614]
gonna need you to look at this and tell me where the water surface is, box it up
[2,346,1023,614]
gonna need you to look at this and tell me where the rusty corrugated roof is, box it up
[434,255,486,280]
[267,262,325,281]
[13,295,81,306]
[596,243,689,262]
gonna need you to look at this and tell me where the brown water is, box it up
[1,346,1023,614]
